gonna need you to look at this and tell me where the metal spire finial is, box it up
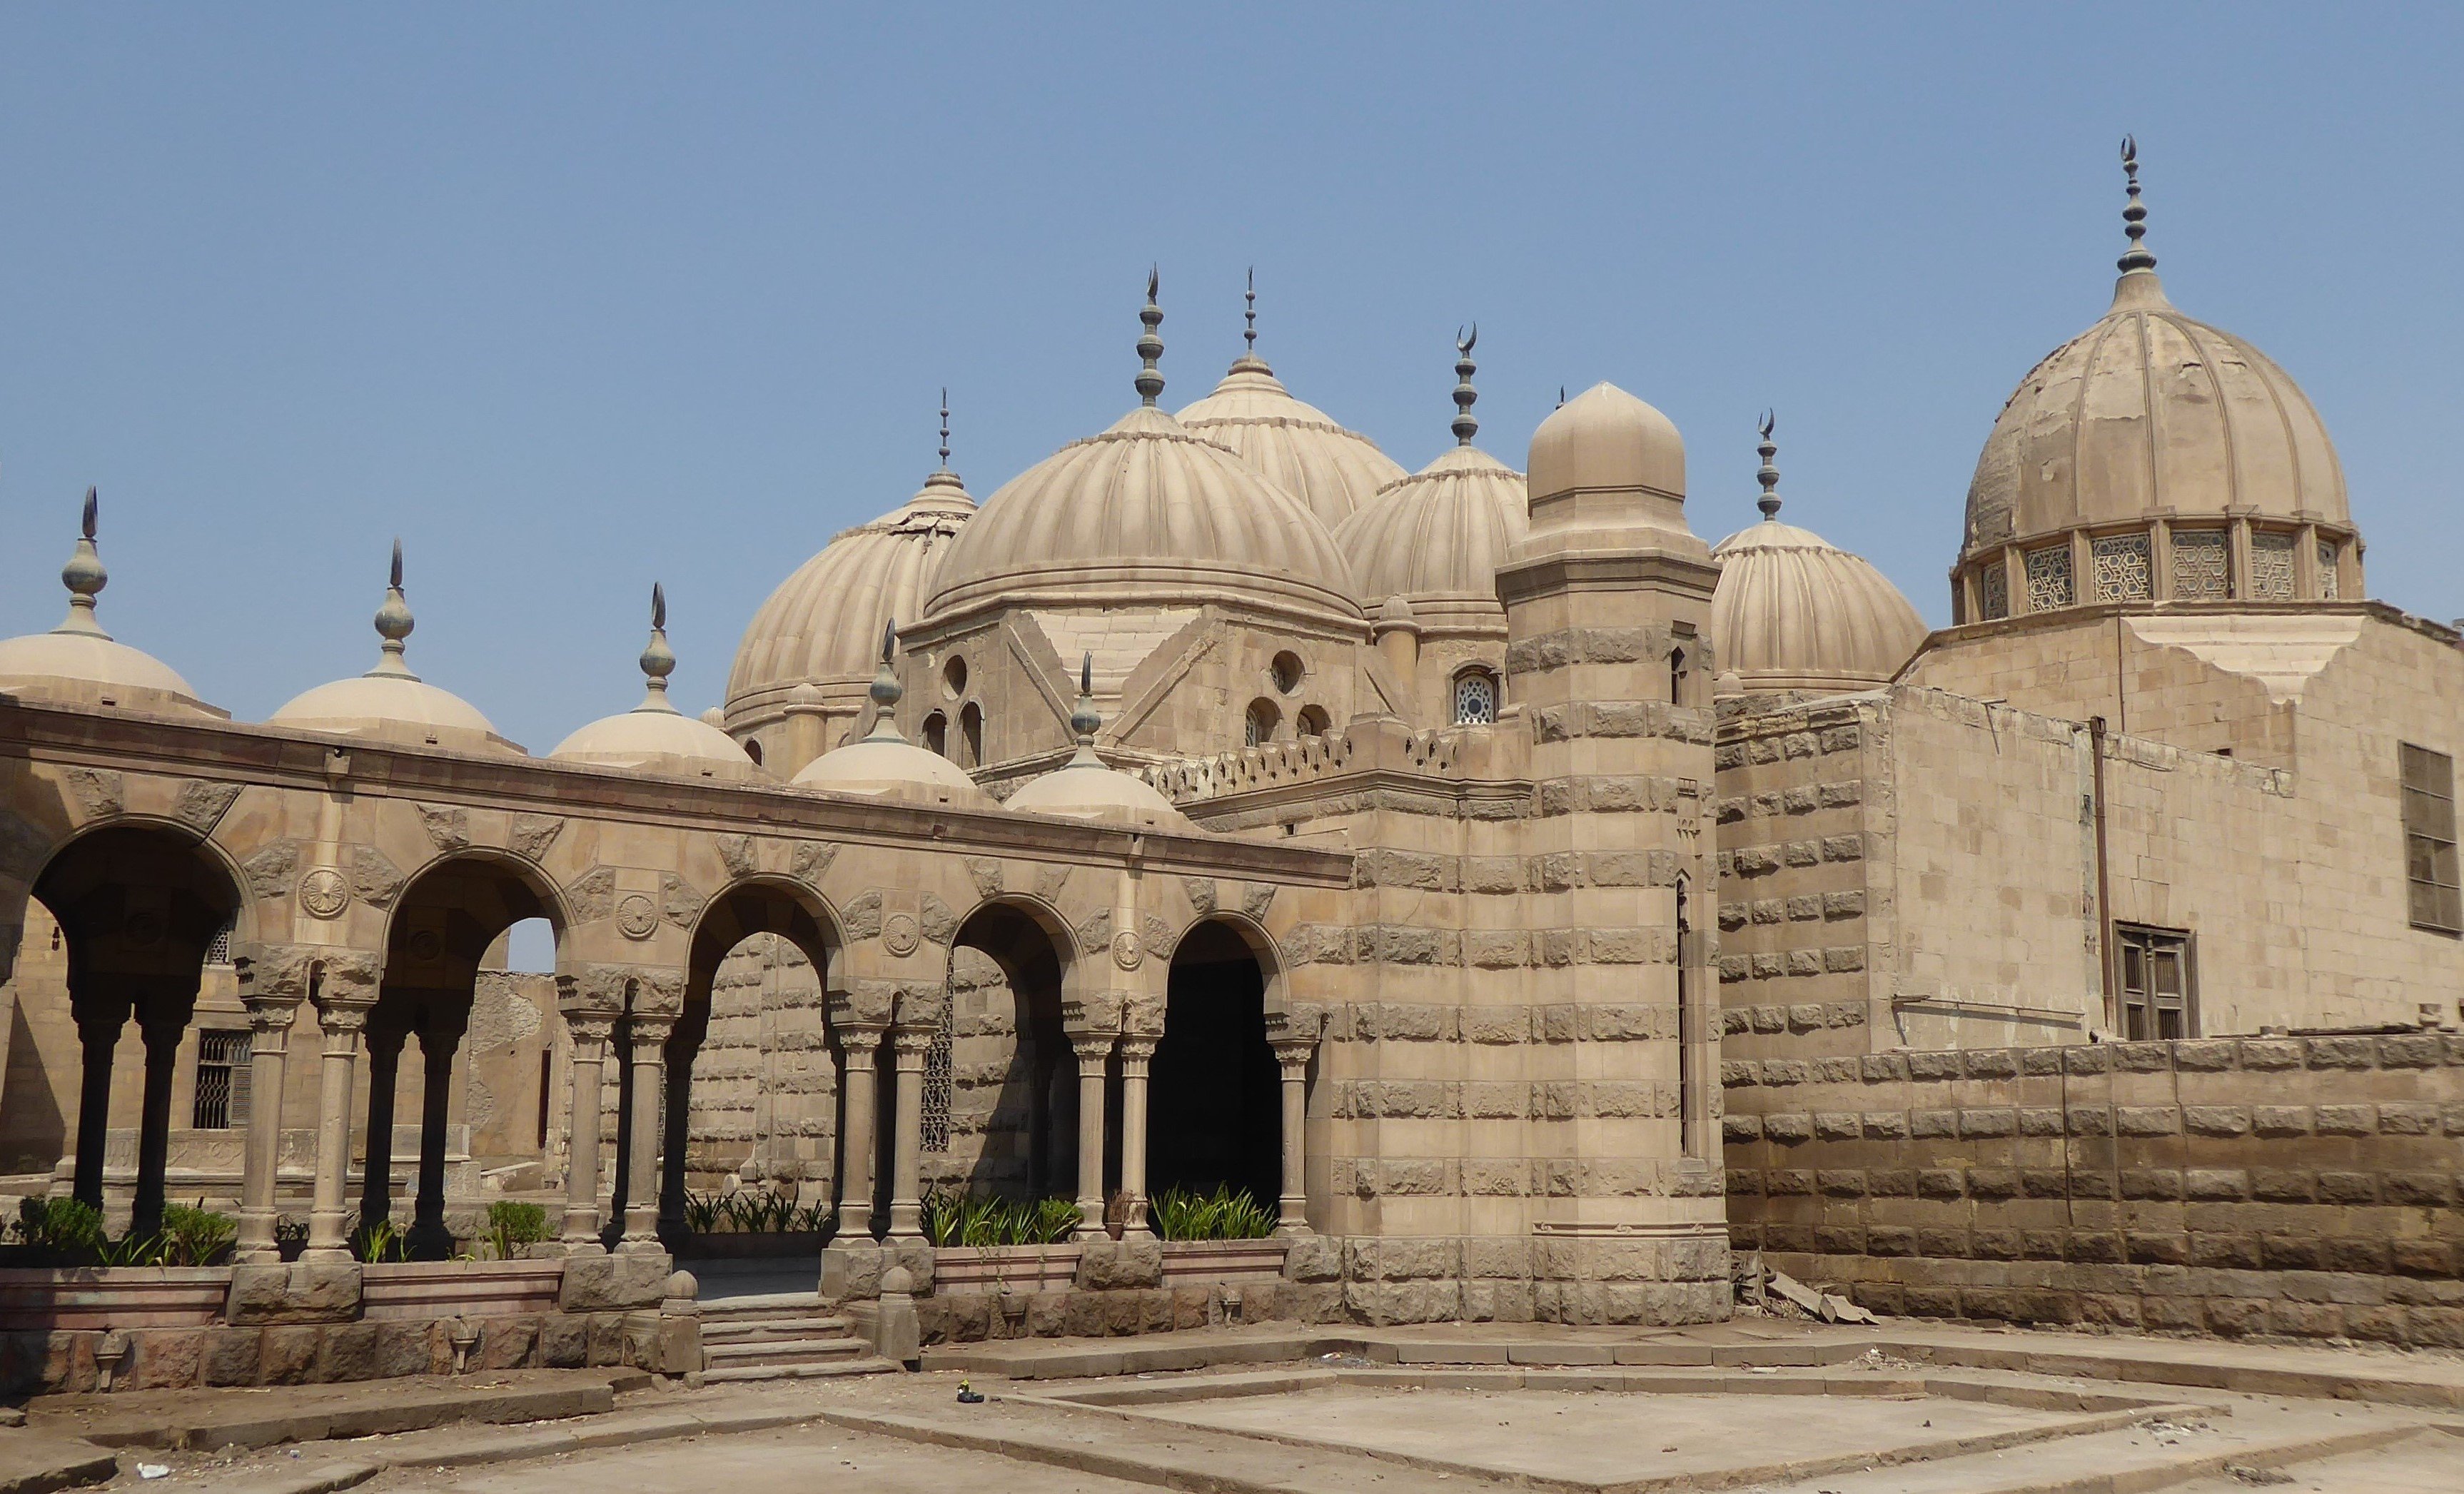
[937,388,951,470]
[637,581,678,710]
[1243,267,1257,353]
[368,538,418,680]
[2118,135,2156,275]
[1135,267,1166,406]
[864,617,906,739]
[54,487,110,637]
[1557,385,1566,410]
[1755,411,1782,521]
[1069,650,1101,749]
[1450,325,1480,445]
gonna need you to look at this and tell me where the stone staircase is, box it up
[696,1290,899,1383]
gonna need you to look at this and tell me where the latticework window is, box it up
[1243,699,1277,747]
[1453,671,1498,725]
[206,917,235,966]
[2024,545,2074,612]
[2317,542,2341,600]
[1979,563,2009,620]
[2172,530,2228,600]
[192,1029,251,1130]
[2250,531,2296,600]
[2403,743,2461,935]
[920,1006,954,1153]
[2091,533,2152,602]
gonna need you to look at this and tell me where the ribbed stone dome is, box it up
[552,595,758,779]
[726,470,973,727]
[1177,353,1405,530]
[0,495,223,720]
[267,548,520,755]
[924,404,1362,631]
[1712,518,1929,692]
[1332,445,1528,636]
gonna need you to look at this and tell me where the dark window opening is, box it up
[922,712,948,758]
[959,702,983,768]
[536,1049,552,1149]
[192,1029,251,1130]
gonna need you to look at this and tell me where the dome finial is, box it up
[1069,650,1101,752]
[368,538,418,680]
[1451,324,1480,445]
[637,581,678,712]
[937,388,951,470]
[1756,410,1782,520]
[54,486,110,638]
[864,617,907,740]
[1243,267,1257,354]
[1135,267,1166,406]
[2118,134,2157,276]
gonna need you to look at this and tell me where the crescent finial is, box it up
[389,537,404,591]
[651,582,665,631]
[81,487,97,540]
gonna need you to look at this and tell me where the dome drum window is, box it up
[2249,531,2297,602]
[1979,564,2009,622]
[1244,698,1280,748]
[943,655,968,698]
[2024,545,2075,613]
[2318,540,2341,600]
[2171,529,2230,601]
[1453,669,1499,726]
[2091,533,2152,602]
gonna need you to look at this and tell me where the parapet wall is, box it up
[1722,1033,2464,1346]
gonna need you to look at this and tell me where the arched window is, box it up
[1296,705,1331,738]
[959,702,983,767]
[743,737,764,767]
[1669,647,1688,705]
[1244,698,1280,747]
[1453,670,1498,726]
[922,711,947,757]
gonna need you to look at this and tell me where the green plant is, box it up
[14,1196,104,1254]
[681,1191,723,1233]
[159,1202,238,1266]
[351,1217,405,1263]
[921,1188,1081,1248]
[1148,1184,1276,1241]
[484,1201,550,1259]
[96,1231,166,1266]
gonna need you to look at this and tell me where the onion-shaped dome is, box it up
[924,280,1362,633]
[267,542,522,754]
[551,585,757,778]
[1711,420,1927,693]
[1958,143,2353,617]
[1526,381,1690,544]
[726,464,974,729]
[1005,657,1197,832]
[0,490,224,719]
[792,626,999,812]
[1175,292,1404,529]
[1335,448,1528,635]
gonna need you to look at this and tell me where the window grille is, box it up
[2024,545,2074,612]
[1453,671,1498,726]
[2250,531,2296,600]
[2402,743,2462,934]
[206,917,235,966]
[2116,926,2195,1041]
[920,1006,954,1154]
[192,1029,252,1129]
[2172,529,2228,600]
[1979,563,2009,620]
[2317,542,2340,600]
[2091,533,2151,602]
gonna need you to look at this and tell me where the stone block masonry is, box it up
[1724,1033,2464,1346]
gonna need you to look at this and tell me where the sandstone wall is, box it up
[1722,1031,2464,1346]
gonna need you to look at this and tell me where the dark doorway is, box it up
[951,903,1075,1202]
[1148,922,1279,1208]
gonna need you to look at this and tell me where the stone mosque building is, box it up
[0,148,2458,1358]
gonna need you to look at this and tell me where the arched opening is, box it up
[669,882,838,1284]
[22,825,241,1238]
[370,856,562,1258]
[1243,698,1280,748]
[959,702,984,769]
[922,711,948,758]
[947,902,1081,1208]
[743,737,764,768]
[1675,874,1700,1159]
[1149,921,1279,1213]
[1453,667,1498,725]
[1296,705,1331,739]
[1669,647,1688,706]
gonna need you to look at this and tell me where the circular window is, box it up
[1270,651,1305,694]
[942,655,968,698]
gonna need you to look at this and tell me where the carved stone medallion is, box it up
[882,912,922,957]
[615,894,660,942]
[1111,929,1143,971]
[297,867,351,920]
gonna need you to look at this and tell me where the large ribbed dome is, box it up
[1332,445,1528,635]
[924,404,1362,630]
[1712,520,1928,692]
[1177,351,1405,529]
[726,469,973,724]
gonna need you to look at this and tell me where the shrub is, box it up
[15,1196,104,1255]
[159,1202,238,1266]
[921,1188,1081,1248]
[485,1201,550,1258]
[351,1216,405,1263]
[1149,1184,1277,1241]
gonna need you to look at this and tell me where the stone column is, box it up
[409,1003,469,1258]
[1271,1039,1315,1235]
[1070,1031,1114,1240]
[69,1004,128,1210]
[1115,1036,1157,1240]
[131,1007,187,1240]
[836,1026,884,1240]
[306,1000,370,1259]
[887,1026,931,1239]
[358,1014,410,1230]
[619,1016,672,1253]
[560,1016,613,1251]
[234,994,297,1259]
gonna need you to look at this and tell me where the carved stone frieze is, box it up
[509,813,565,863]
[1141,913,1178,962]
[564,866,617,924]
[965,858,1004,899]
[1241,882,1277,921]
[715,834,758,879]
[1181,877,1218,917]
[171,779,243,836]
[789,839,838,884]
[1075,907,1114,955]
[351,844,406,909]
[416,803,470,852]
[840,889,885,942]
[61,767,123,821]
[1033,864,1072,905]
[296,868,350,920]
[242,841,302,903]
[919,892,958,947]
[555,960,685,1018]
[660,872,705,929]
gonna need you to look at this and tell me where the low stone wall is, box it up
[1723,1034,2464,1345]
[0,1251,702,1394]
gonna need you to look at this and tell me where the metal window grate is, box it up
[2024,545,2074,612]
[2402,743,2462,934]
[206,917,235,966]
[920,1006,954,1154]
[2172,529,2229,600]
[2250,531,2296,601]
[192,1029,252,1130]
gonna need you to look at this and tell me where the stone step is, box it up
[703,1336,872,1366]
[695,1290,826,1319]
[700,1356,902,1384]
[700,1314,854,1341]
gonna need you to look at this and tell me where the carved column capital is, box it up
[626,1016,675,1051]
[1071,1031,1119,1068]
[565,1014,615,1049]
[836,1021,888,1056]
[1116,1035,1159,1068]
[1270,1036,1316,1079]
[889,1026,937,1063]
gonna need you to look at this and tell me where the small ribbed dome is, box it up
[789,645,999,812]
[267,545,520,755]
[1005,662,1197,831]
[925,404,1362,629]
[1712,521,1928,692]
[1333,445,1528,635]
[1177,353,1405,530]
[0,493,223,719]
[552,589,757,778]
[727,469,973,724]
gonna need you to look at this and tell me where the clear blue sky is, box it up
[4,4,2459,755]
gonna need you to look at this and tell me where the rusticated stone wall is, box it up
[1723,1032,2464,1346]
